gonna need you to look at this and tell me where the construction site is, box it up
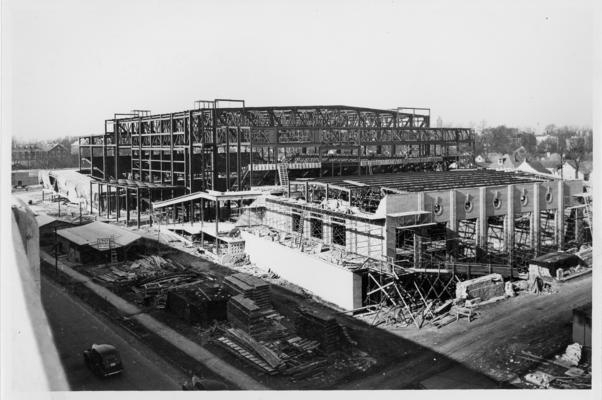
[26,99,593,389]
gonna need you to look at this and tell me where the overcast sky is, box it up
[3,0,595,141]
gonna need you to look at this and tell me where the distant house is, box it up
[539,159,562,175]
[486,152,503,164]
[516,160,553,176]
[511,146,528,165]
[47,143,70,160]
[494,153,519,169]
[475,154,487,163]
[560,160,592,181]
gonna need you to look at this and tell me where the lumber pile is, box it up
[95,255,188,285]
[227,294,273,338]
[215,336,277,374]
[295,306,349,353]
[166,284,229,326]
[224,273,271,309]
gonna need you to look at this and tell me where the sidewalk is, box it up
[40,251,268,390]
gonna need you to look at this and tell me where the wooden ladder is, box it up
[277,163,289,187]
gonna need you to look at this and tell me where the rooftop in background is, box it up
[306,169,548,192]
[57,221,141,249]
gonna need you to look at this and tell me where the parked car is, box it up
[83,344,123,377]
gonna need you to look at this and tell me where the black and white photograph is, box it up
[1,0,599,397]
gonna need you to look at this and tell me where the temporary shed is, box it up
[57,221,141,263]
[36,213,74,246]
[529,252,585,277]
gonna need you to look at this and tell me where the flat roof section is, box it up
[57,221,141,249]
[306,169,548,192]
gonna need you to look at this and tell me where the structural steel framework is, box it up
[79,101,476,198]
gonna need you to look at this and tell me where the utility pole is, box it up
[54,226,58,275]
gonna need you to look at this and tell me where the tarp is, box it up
[38,169,94,207]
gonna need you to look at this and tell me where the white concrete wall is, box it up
[241,231,362,311]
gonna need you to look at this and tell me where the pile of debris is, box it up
[519,343,591,389]
[95,255,188,286]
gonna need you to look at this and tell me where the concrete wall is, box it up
[383,180,585,261]
[241,231,362,310]
[7,198,69,391]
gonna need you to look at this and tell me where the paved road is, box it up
[41,275,187,391]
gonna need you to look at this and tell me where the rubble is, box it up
[556,342,582,367]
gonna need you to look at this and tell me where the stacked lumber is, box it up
[227,294,272,337]
[215,337,276,374]
[286,336,321,353]
[225,328,283,369]
[295,306,347,353]
[224,273,271,309]
[283,359,328,380]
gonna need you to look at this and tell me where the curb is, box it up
[40,251,268,390]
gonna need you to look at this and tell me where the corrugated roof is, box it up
[57,221,141,249]
[307,170,546,192]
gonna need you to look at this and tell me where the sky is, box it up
[2,0,596,141]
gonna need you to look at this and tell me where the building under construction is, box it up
[78,99,589,312]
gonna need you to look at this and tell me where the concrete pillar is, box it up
[116,186,120,222]
[413,233,422,269]
[448,190,457,261]
[506,185,515,266]
[136,188,141,229]
[215,200,220,236]
[556,180,565,250]
[99,183,103,214]
[106,184,110,219]
[126,188,130,225]
[89,181,93,215]
[478,187,487,249]
[417,192,426,211]
[532,184,540,256]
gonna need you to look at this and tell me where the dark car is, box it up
[83,344,123,377]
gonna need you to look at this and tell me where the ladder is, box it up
[110,241,118,266]
[277,163,289,187]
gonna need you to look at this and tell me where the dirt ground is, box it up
[21,189,592,389]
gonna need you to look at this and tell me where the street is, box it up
[41,274,188,390]
[342,274,592,388]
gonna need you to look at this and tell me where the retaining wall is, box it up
[241,232,362,311]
